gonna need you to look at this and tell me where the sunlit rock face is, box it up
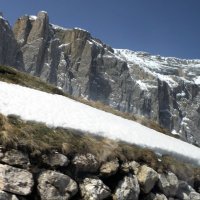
[2,11,199,145]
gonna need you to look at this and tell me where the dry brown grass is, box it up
[0,113,199,183]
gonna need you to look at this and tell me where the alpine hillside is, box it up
[0,11,200,146]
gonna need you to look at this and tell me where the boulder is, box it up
[0,164,34,195]
[0,190,18,200]
[100,159,119,177]
[72,153,99,173]
[144,193,168,200]
[115,175,140,200]
[42,152,69,167]
[80,178,111,200]
[176,181,195,200]
[158,171,179,197]
[137,165,158,193]
[37,170,78,200]
[189,192,200,200]
[153,194,168,200]
[1,149,30,168]
[121,161,140,174]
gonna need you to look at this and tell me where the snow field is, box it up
[0,81,199,165]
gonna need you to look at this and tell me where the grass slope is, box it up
[0,113,199,183]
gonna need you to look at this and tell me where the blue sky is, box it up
[1,0,200,59]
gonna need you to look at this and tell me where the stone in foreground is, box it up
[100,159,119,177]
[137,165,158,193]
[80,178,111,200]
[1,149,30,168]
[72,153,99,173]
[115,175,140,200]
[0,190,18,200]
[37,170,78,200]
[158,172,179,197]
[42,152,69,167]
[0,164,33,195]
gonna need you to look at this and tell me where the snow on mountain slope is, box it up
[0,81,199,165]
[114,49,200,87]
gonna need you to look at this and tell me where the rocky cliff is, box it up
[0,11,200,145]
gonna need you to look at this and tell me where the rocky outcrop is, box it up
[0,15,23,69]
[9,11,200,145]
[0,148,198,199]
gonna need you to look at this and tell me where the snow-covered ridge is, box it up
[114,49,200,87]
[114,49,200,65]
[0,81,199,165]
[50,24,89,33]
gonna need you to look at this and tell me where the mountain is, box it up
[0,11,200,146]
[0,70,199,200]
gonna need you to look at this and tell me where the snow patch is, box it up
[136,80,148,91]
[194,76,200,85]
[171,129,180,136]
[51,23,68,31]
[0,81,199,165]
[74,27,88,32]
[29,15,37,20]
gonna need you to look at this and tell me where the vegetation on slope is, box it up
[0,113,199,183]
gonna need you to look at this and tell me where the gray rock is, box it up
[80,178,111,200]
[144,193,168,200]
[42,152,69,167]
[189,192,200,200]
[37,170,78,200]
[137,165,158,194]
[153,194,168,200]
[72,153,99,173]
[0,190,18,200]
[0,164,34,195]
[1,149,30,168]
[100,159,119,177]
[0,17,23,69]
[121,161,140,174]
[176,181,194,200]
[158,171,179,197]
[115,175,140,200]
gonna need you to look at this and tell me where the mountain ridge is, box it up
[0,11,200,146]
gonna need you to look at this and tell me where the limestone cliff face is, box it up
[0,15,23,69]
[1,11,200,145]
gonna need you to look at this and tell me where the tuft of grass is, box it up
[0,113,199,183]
[0,65,66,96]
